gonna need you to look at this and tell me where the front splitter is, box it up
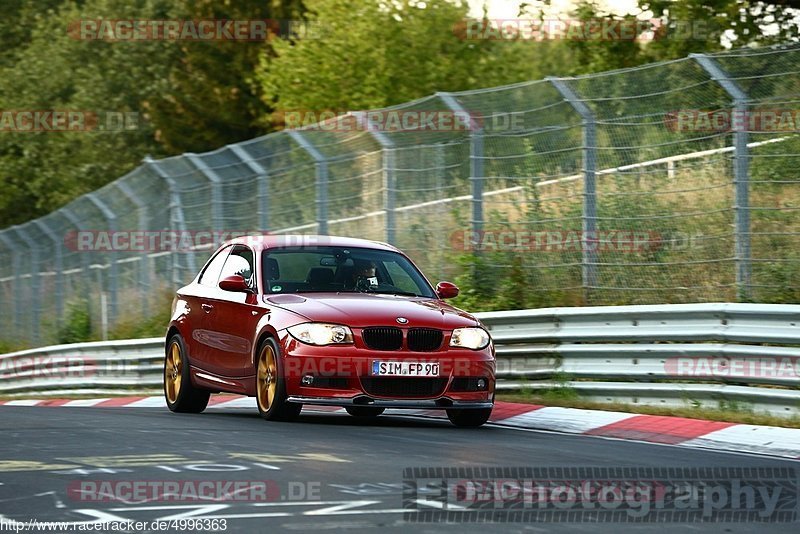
[286,395,493,410]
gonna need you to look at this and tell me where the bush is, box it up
[56,299,93,344]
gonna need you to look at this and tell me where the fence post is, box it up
[228,144,270,233]
[10,225,40,343]
[33,220,64,328]
[287,131,329,234]
[185,154,224,232]
[438,92,483,248]
[0,232,22,334]
[353,112,396,244]
[145,158,196,286]
[548,77,598,301]
[115,181,150,315]
[86,193,118,326]
[691,53,751,301]
[61,207,91,288]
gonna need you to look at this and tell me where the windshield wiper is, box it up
[369,290,422,297]
[282,288,423,297]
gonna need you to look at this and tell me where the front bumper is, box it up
[286,395,493,410]
[280,333,496,403]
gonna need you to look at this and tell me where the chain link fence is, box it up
[2,44,800,346]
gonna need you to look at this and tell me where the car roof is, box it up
[227,234,400,253]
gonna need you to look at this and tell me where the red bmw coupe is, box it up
[164,235,495,427]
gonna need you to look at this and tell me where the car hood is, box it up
[264,293,479,329]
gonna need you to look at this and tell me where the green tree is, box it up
[256,0,561,121]
[642,0,800,60]
[0,0,177,226]
[146,0,306,153]
[561,1,650,74]
[0,0,308,226]
[0,0,65,67]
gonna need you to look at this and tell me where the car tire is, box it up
[446,408,492,428]
[255,337,302,422]
[164,334,210,413]
[345,406,385,417]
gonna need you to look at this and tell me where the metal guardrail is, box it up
[1,304,798,416]
[482,303,800,416]
[0,338,164,397]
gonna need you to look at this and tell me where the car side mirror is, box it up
[436,281,459,299]
[219,274,254,294]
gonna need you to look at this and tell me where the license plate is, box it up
[372,361,440,377]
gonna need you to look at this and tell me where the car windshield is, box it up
[261,246,435,297]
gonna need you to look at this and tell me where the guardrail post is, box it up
[0,232,22,334]
[115,182,150,315]
[548,77,598,301]
[353,112,396,244]
[228,144,270,233]
[86,193,118,327]
[691,54,751,301]
[145,158,197,286]
[288,130,329,234]
[185,154,224,232]
[33,219,65,328]
[10,225,40,343]
[439,93,483,249]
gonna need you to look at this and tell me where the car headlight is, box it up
[288,323,354,346]
[450,327,490,350]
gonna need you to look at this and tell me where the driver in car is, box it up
[350,260,378,290]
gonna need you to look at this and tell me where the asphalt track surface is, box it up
[0,405,797,533]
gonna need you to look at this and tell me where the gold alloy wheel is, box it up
[257,344,277,413]
[165,341,182,404]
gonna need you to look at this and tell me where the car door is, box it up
[183,245,232,368]
[202,244,264,378]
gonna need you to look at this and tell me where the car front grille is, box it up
[362,327,403,351]
[360,377,447,398]
[407,328,443,352]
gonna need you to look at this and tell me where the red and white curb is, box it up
[2,396,799,459]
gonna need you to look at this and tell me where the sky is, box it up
[466,0,641,19]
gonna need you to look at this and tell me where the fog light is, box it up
[476,378,487,390]
[301,375,314,386]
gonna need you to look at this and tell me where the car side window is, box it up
[198,246,231,287]
[219,246,256,291]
